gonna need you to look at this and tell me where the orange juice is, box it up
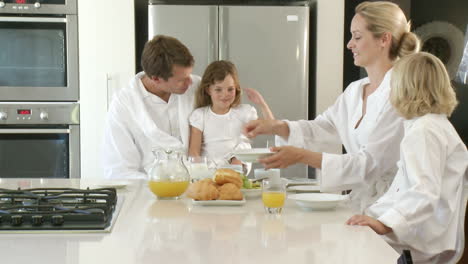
[148,180,189,198]
[262,192,286,208]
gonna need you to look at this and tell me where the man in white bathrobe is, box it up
[102,35,201,179]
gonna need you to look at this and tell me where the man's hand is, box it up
[346,215,392,235]
[258,146,306,169]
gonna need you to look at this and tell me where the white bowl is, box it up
[241,188,262,199]
[233,148,273,163]
[288,193,348,210]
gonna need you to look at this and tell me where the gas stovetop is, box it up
[0,188,117,231]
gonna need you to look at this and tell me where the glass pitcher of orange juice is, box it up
[148,148,190,200]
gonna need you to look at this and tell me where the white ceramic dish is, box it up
[286,178,318,186]
[191,198,246,206]
[287,185,321,193]
[233,148,273,163]
[288,193,348,210]
[241,188,262,199]
[92,181,130,189]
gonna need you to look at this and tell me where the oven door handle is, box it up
[0,129,70,134]
[0,17,67,23]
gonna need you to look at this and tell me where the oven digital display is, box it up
[6,0,27,3]
[17,109,32,115]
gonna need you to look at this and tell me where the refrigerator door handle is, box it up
[218,7,227,60]
[210,6,219,63]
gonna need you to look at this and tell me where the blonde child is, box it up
[346,52,468,264]
[188,60,273,170]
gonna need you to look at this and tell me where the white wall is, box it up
[79,0,136,179]
[316,0,344,115]
[315,0,344,157]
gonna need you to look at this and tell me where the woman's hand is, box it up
[258,146,306,169]
[346,215,392,235]
[243,120,289,138]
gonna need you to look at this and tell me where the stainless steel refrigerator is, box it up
[149,4,310,178]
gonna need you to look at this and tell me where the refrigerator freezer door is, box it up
[148,5,218,76]
[220,6,310,178]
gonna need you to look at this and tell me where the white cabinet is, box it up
[78,0,136,179]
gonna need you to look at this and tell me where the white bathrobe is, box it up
[367,114,468,264]
[102,72,201,179]
[280,70,405,212]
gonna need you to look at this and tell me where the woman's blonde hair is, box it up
[195,60,241,109]
[356,1,420,60]
[390,52,458,119]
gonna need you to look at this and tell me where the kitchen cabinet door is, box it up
[78,0,136,179]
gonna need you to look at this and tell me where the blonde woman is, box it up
[243,1,420,212]
[347,52,468,264]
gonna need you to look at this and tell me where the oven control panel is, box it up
[0,0,76,14]
[0,103,79,125]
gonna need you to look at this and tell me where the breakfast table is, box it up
[0,178,400,264]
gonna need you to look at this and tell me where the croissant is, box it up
[186,179,219,200]
[214,169,243,188]
[218,183,243,200]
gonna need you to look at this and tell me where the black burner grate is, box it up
[0,188,117,230]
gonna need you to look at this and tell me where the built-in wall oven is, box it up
[0,103,79,178]
[0,1,79,178]
[0,0,78,101]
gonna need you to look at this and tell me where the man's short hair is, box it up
[141,35,194,80]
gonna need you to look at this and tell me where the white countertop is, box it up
[0,179,399,264]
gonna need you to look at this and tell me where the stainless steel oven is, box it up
[0,0,78,101]
[0,102,79,178]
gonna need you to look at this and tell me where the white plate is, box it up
[241,188,262,199]
[286,178,318,186]
[288,193,348,210]
[92,181,130,189]
[233,148,273,163]
[191,198,246,206]
[287,185,320,193]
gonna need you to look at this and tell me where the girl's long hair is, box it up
[195,60,241,108]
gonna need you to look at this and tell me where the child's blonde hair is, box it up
[195,60,241,109]
[390,52,458,119]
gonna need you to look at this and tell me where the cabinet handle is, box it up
[0,129,70,134]
[0,17,67,23]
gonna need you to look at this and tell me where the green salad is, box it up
[240,174,261,189]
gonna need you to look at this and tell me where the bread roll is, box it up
[186,179,219,200]
[218,183,243,200]
[214,168,243,188]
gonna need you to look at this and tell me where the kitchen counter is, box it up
[0,179,399,264]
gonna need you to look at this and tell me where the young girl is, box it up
[346,52,468,264]
[188,60,273,170]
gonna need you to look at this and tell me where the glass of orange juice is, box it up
[261,170,286,215]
